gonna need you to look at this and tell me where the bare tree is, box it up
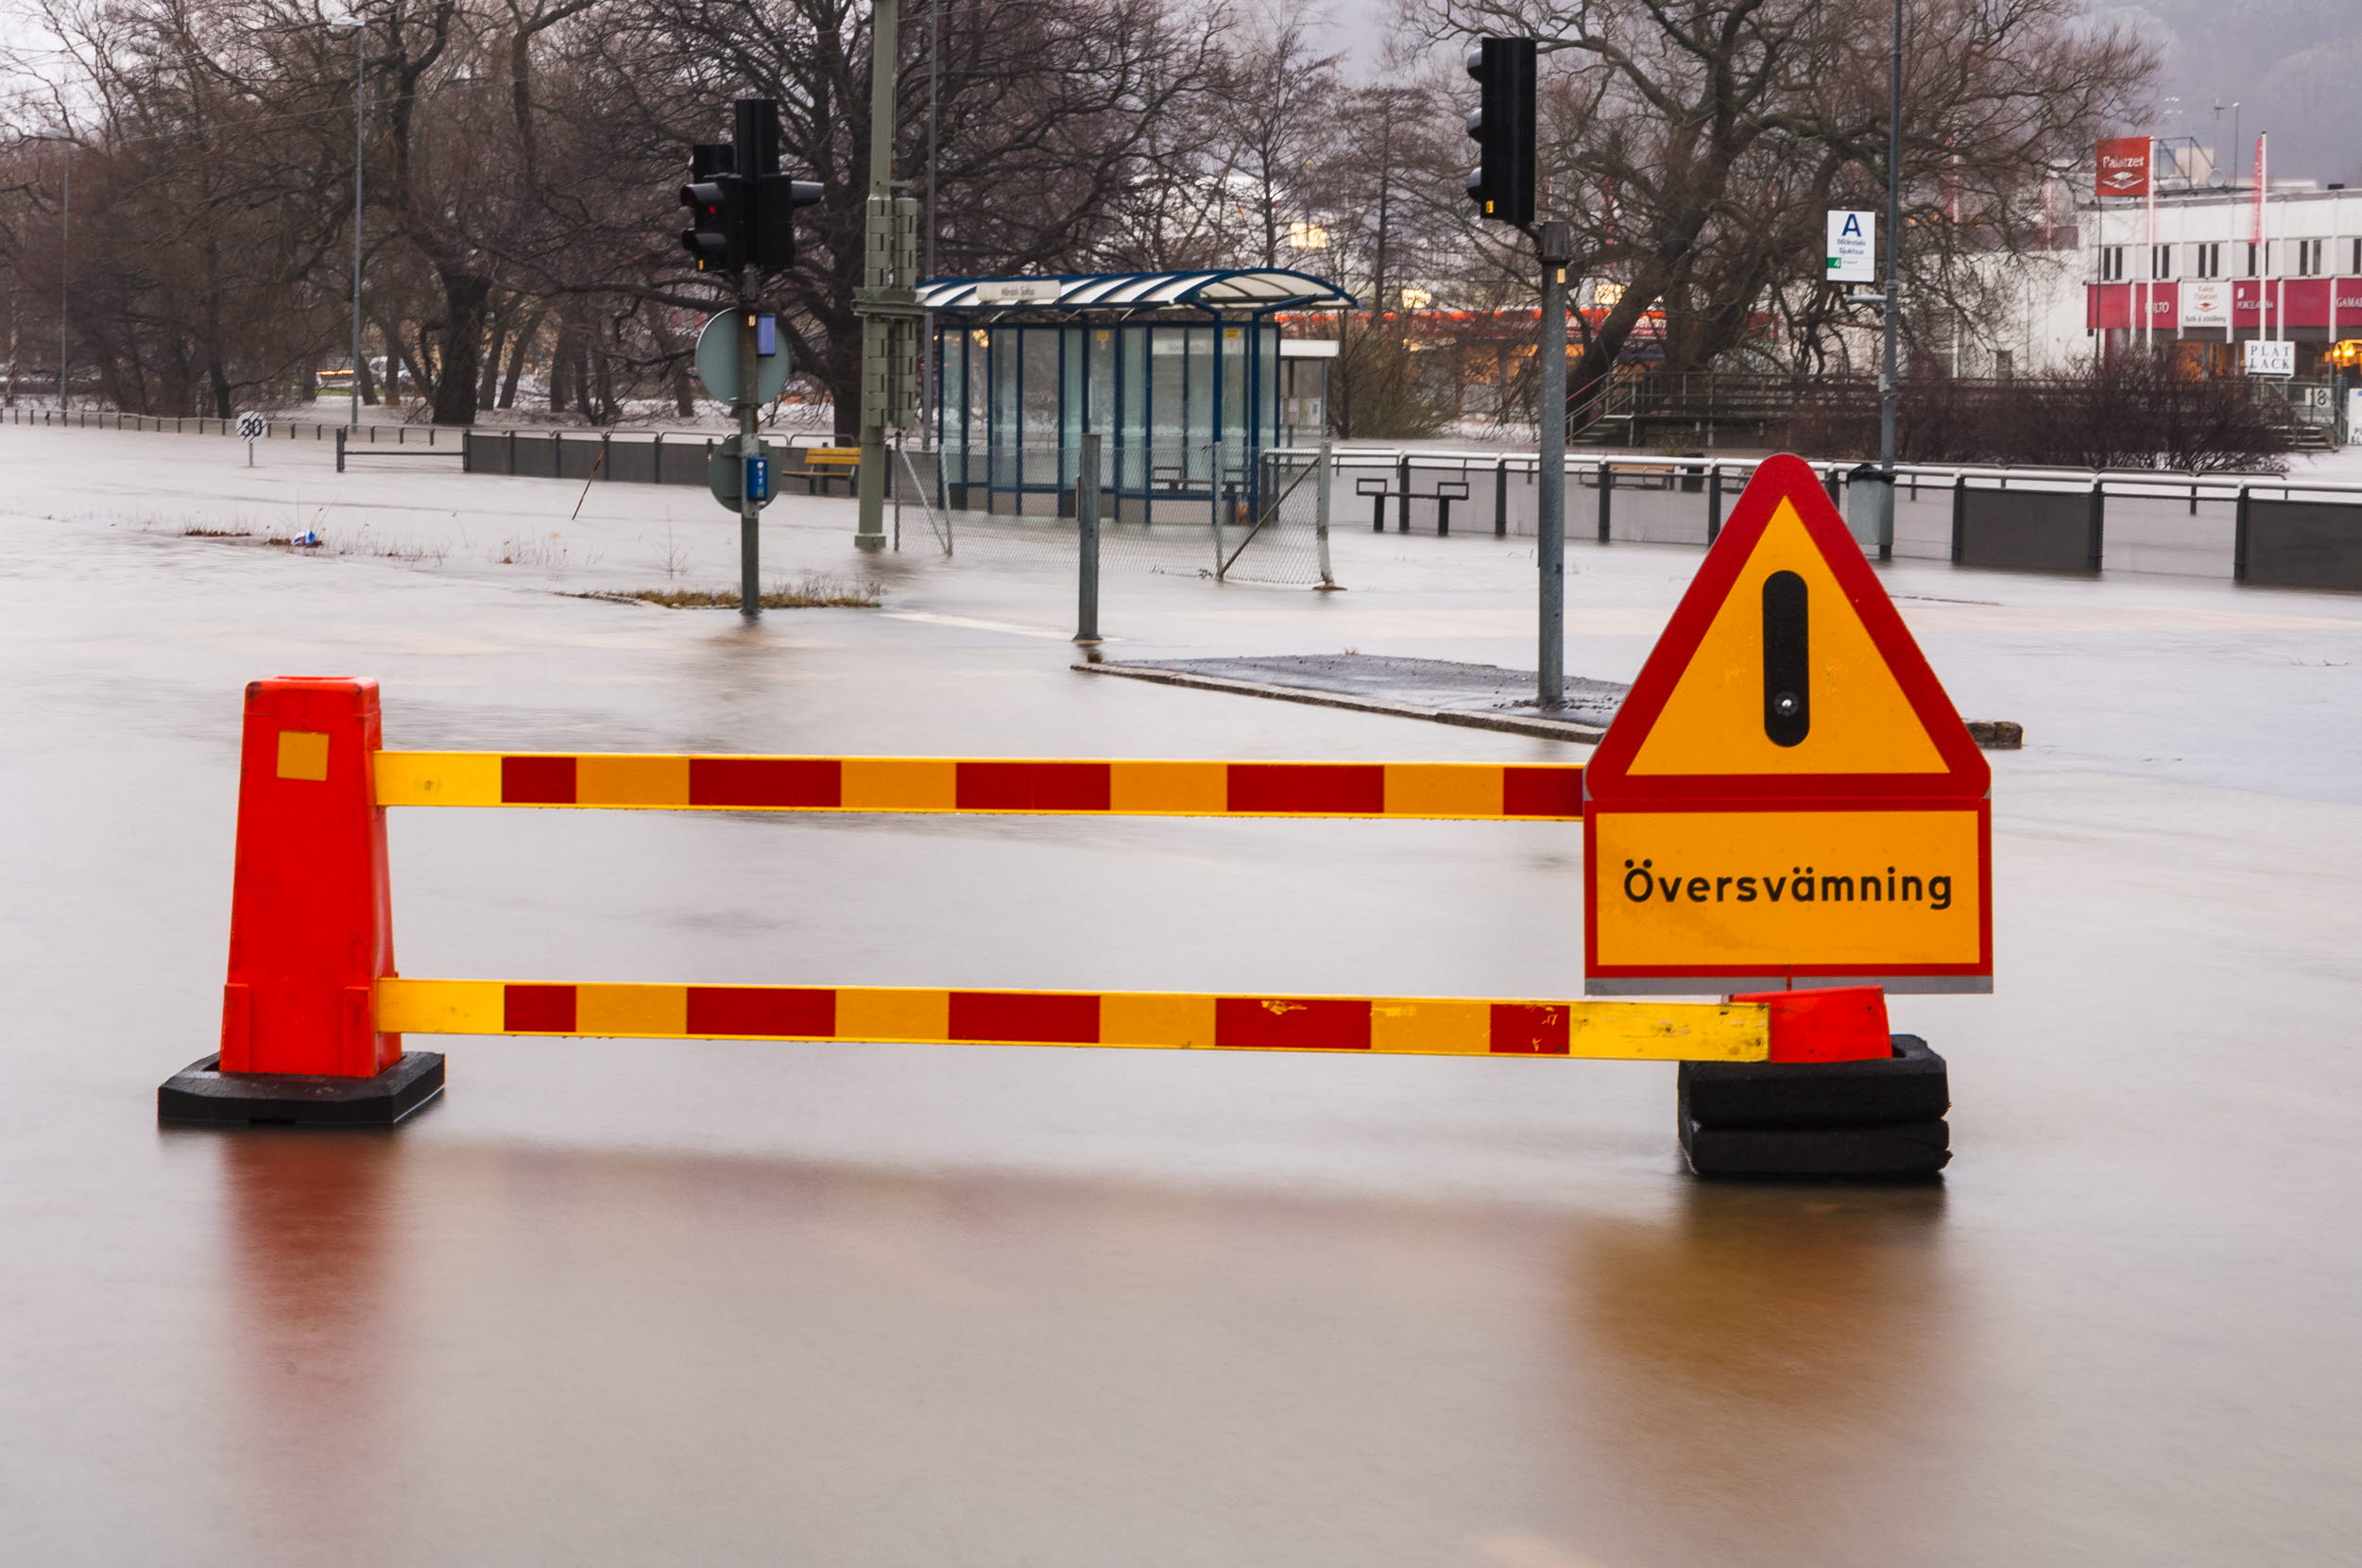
[1407,0,2157,417]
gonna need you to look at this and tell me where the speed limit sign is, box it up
[235,411,265,465]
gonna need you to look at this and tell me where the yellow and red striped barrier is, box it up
[163,678,1750,1131]
[375,753,1585,819]
[377,980,1763,1061]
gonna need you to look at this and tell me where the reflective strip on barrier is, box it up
[373,754,1586,820]
[377,980,1765,1062]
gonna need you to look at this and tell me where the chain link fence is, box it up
[889,444,1335,587]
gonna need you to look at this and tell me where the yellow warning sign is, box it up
[1583,454,1994,992]
[1631,502,1943,776]
[1584,458,1989,805]
[1586,808,1988,989]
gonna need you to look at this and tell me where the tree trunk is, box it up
[548,311,577,412]
[433,272,490,425]
[500,310,540,409]
[477,307,508,409]
[209,358,233,419]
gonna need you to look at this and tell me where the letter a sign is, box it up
[1583,454,1992,994]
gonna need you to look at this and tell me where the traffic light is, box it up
[679,143,745,272]
[752,173,823,274]
[1465,37,1536,226]
[680,102,820,275]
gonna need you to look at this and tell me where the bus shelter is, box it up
[916,269,1354,524]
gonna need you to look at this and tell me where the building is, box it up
[2033,138,2362,383]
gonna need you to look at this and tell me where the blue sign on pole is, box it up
[755,314,779,357]
[745,455,771,502]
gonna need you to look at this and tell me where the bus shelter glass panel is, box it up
[1185,329,1216,485]
[1117,327,1148,495]
[1061,330,1086,491]
[988,332,1017,491]
[1149,330,1190,491]
[1021,328,1060,490]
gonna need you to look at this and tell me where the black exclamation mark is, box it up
[1762,570,1809,746]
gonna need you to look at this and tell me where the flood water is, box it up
[3,430,2358,1564]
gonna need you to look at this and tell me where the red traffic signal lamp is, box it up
[679,143,745,272]
[1466,37,1536,227]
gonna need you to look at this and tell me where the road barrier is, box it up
[158,676,1768,1128]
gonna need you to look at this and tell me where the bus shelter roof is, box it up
[916,268,1357,316]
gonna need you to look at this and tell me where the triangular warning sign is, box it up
[1586,454,1989,804]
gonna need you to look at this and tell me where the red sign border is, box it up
[1583,452,1993,806]
[1582,800,1994,983]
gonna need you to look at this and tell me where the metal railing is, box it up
[1273,447,2362,588]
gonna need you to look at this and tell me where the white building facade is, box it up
[2040,183,2362,381]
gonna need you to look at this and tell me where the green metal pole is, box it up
[1535,222,1572,707]
[739,293,762,616]
[1075,431,1101,643]
[854,0,899,551]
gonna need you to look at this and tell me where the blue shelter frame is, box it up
[917,269,1354,525]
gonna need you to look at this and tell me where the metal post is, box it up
[351,21,364,429]
[1211,448,1226,579]
[1707,463,1723,541]
[1315,437,1338,588]
[854,0,899,552]
[1596,459,1612,543]
[1395,452,1411,532]
[1075,431,1101,642]
[1494,457,1508,537]
[1535,222,1571,708]
[1875,0,1901,561]
[58,154,68,413]
[738,295,762,616]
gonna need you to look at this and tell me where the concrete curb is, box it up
[1071,662,1609,744]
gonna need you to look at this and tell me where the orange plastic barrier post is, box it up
[159,677,443,1124]
[1735,984,1892,1064]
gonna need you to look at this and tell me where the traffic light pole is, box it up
[1533,221,1572,709]
[854,0,899,552]
[738,286,762,617]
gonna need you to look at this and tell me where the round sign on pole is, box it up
[235,412,267,441]
[695,312,792,405]
[707,435,783,511]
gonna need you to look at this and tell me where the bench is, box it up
[790,446,862,496]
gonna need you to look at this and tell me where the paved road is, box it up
[2,424,2357,1565]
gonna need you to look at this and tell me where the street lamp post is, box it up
[330,14,365,428]
[1875,0,1901,560]
[58,152,68,412]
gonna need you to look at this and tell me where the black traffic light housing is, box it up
[1466,38,1536,226]
[678,103,822,276]
[753,173,824,274]
[679,143,744,272]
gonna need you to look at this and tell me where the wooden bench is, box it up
[789,446,863,496]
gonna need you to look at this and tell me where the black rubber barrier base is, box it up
[1679,1034,1948,1129]
[157,1051,445,1128]
[1681,1115,1950,1179]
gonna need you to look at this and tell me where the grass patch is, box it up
[182,527,253,538]
[577,571,881,609]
